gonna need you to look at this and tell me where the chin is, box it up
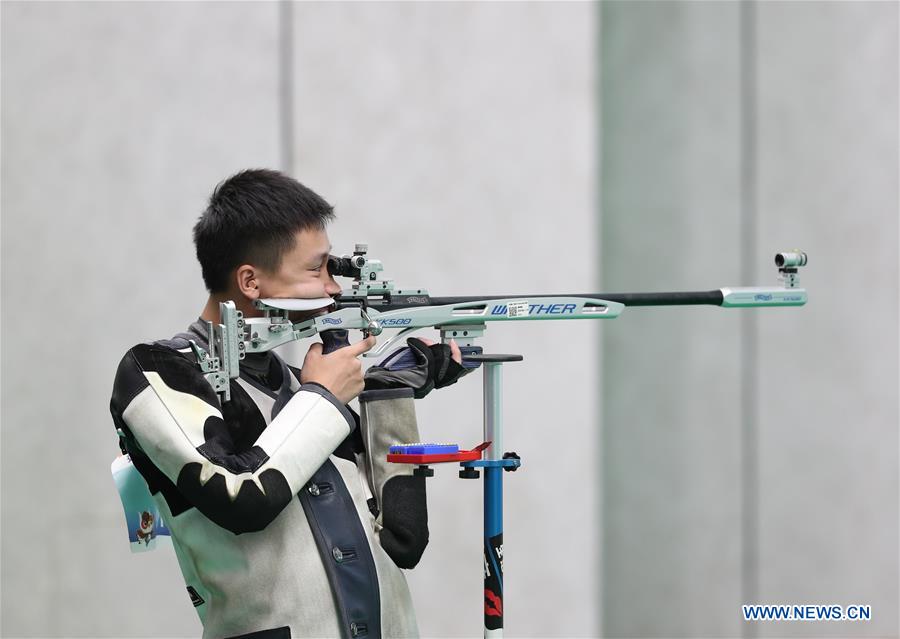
[290,306,332,323]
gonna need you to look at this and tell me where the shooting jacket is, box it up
[109,321,427,639]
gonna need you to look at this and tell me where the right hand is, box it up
[301,335,376,404]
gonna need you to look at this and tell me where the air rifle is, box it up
[191,244,808,636]
[195,245,807,401]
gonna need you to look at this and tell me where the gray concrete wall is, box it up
[755,3,899,637]
[600,2,898,638]
[1,2,279,636]
[600,3,745,636]
[287,4,598,636]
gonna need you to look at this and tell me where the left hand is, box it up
[364,337,470,399]
[414,337,462,364]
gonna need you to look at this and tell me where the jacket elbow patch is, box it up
[176,463,293,534]
[379,475,428,568]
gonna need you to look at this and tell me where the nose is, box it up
[323,270,342,296]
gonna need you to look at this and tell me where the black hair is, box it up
[193,169,335,293]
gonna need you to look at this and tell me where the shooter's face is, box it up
[238,227,341,320]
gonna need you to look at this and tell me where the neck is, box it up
[200,293,261,323]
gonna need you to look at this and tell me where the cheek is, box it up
[271,275,328,298]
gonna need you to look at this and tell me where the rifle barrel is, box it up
[345,290,725,311]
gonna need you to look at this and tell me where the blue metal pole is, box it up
[484,468,504,636]
[483,363,504,638]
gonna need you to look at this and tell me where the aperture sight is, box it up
[775,251,807,288]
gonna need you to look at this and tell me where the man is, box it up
[110,169,468,639]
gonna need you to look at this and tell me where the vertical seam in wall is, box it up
[740,2,759,637]
[896,3,900,634]
[595,1,605,636]
[279,0,294,175]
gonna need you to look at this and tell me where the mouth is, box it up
[316,302,337,317]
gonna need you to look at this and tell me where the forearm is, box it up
[358,388,429,568]
[113,345,354,534]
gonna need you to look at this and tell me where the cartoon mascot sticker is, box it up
[136,511,156,545]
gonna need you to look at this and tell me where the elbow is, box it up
[177,463,294,534]
[379,475,429,568]
[380,526,429,569]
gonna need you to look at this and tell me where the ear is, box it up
[235,264,261,300]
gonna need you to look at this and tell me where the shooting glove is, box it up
[364,337,470,399]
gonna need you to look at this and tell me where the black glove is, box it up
[364,337,470,399]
